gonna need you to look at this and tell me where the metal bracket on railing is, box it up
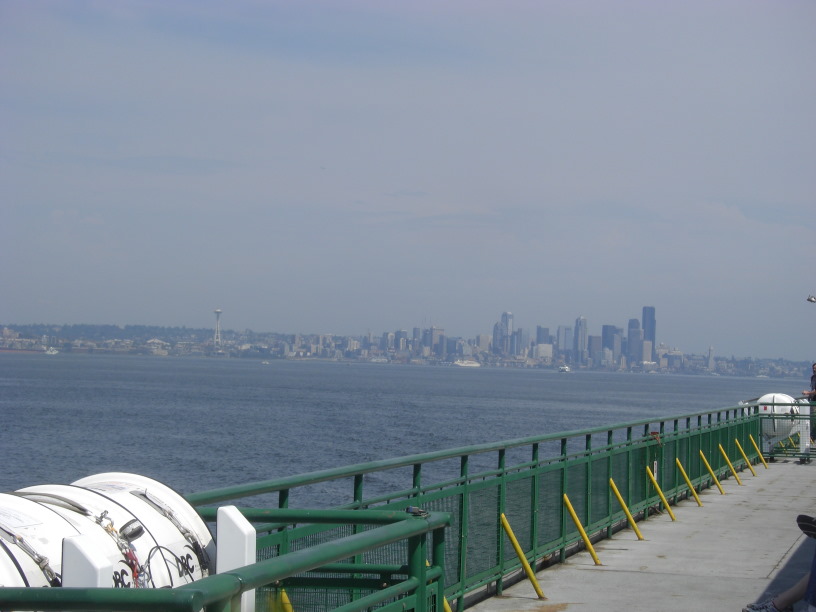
[406,506,429,518]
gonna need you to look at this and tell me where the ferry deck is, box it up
[469,457,816,612]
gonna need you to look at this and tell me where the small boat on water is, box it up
[453,359,480,367]
[558,365,570,372]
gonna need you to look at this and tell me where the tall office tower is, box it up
[587,335,603,365]
[476,334,491,352]
[501,312,514,336]
[642,340,653,364]
[213,309,223,348]
[493,312,513,355]
[431,327,445,356]
[510,330,519,356]
[627,318,643,364]
[573,316,588,364]
[422,328,432,348]
[510,328,527,356]
[602,325,623,361]
[557,325,573,359]
[642,307,656,361]
[492,321,503,354]
[536,326,550,345]
[601,325,616,351]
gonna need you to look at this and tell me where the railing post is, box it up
[643,423,652,513]
[496,448,506,595]
[455,454,470,612]
[605,429,614,538]
[408,531,427,612]
[353,473,364,603]
[625,426,633,520]
[531,443,540,554]
[559,437,568,562]
[433,520,449,612]
[584,433,592,532]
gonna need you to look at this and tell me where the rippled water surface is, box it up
[0,353,792,499]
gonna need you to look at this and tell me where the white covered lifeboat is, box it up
[0,472,214,589]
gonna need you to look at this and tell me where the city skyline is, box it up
[2,2,814,362]
[1,301,807,364]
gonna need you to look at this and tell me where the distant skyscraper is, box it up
[627,318,643,364]
[493,312,514,355]
[642,307,656,361]
[601,325,622,361]
[510,329,522,356]
[431,327,445,356]
[573,316,588,364]
[501,312,514,336]
[588,335,603,365]
[492,321,505,355]
[601,325,616,351]
[557,325,573,359]
[536,326,550,345]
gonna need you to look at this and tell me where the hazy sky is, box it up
[1,1,814,361]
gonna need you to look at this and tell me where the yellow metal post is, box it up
[674,459,702,506]
[749,434,769,468]
[499,513,546,599]
[699,450,725,494]
[609,478,644,539]
[426,560,453,612]
[718,444,743,485]
[735,439,758,476]
[269,588,294,612]
[562,495,602,565]
[645,466,676,521]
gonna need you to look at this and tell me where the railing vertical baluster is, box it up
[455,454,470,612]
[559,437,568,563]
[531,443,540,556]
[496,448,506,595]
[584,433,592,532]
[605,429,613,538]
[408,532,427,612]
[684,417,691,484]
[625,426,633,520]
[352,474,364,605]
[433,520,448,612]
[277,489,291,558]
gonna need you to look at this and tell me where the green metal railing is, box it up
[0,509,450,612]
[4,402,806,612]
[184,402,766,612]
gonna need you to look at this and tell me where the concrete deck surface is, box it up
[468,458,816,612]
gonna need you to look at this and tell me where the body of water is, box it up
[0,353,798,498]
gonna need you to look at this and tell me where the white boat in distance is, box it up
[453,359,481,367]
[558,365,570,372]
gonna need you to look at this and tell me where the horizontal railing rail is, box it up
[185,405,759,507]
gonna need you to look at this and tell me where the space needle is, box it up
[213,309,223,349]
